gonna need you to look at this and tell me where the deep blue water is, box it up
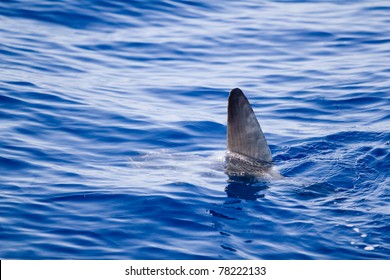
[1,0,389,259]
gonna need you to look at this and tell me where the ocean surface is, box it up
[1,0,389,260]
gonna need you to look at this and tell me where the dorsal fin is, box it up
[227,88,272,162]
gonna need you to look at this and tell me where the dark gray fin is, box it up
[227,88,272,163]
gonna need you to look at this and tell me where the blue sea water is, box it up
[1,0,389,260]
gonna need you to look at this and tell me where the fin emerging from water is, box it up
[227,88,272,163]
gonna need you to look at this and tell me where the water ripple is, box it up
[1,0,389,259]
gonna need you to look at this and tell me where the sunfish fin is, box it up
[227,88,272,163]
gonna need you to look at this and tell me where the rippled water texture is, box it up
[1,0,389,259]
